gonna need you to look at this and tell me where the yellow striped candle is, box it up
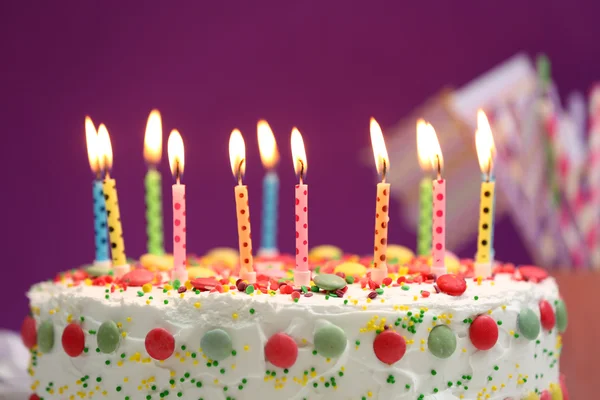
[97,124,129,277]
[474,110,496,278]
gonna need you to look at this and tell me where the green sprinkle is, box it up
[164,300,169,305]
[431,370,437,376]
[249,308,255,314]
[245,285,254,294]
[474,296,479,300]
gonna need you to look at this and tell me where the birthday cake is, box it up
[21,246,568,400]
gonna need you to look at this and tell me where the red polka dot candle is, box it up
[97,124,130,277]
[369,118,391,284]
[474,110,496,278]
[291,128,310,287]
[167,129,188,283]
[229,129,256,283]
[423,123,446,277]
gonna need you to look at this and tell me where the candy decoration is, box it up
[539,300,556,330]
[21,316,37,349]
[436,274,467,296]
[519,266,549,282]
[121,269,155,287]
[540,390,551,400]
[427,325,456,359]
[92,180,110,262]
[37,320,54,353]
[265,333,298,368]
[30,394,40,400]
[61,323,85,357]
[86,263,111,277]
[373,330,406,365]
[103,177,127,267]
[191,277,220,291]
[469,315,498,350]
[314,324,347,358]
[523,392,541,400]
[201,329,233,361]
[145,168,164,255]
[313,274,346,291]
[518,308,541,340]
[549,383,563,400]
[97,321,120,354]
[145,328,175,361]
[556,299,568,333]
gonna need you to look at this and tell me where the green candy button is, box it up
[314,324,347,358]
[37,319,55,353]
[313,274,346,291]
[201,329,232,361]
[556,300,568,333]
[97,321,120,354]
[518,308,540,340]
[428,325,456,359]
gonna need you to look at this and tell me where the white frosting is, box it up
[27,273,563,399]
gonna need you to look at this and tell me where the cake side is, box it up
[23,269,567,400]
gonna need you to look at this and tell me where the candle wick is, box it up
[236,159,245,186]
[436,154,442,180]
[486,154,493,182]
[381,159,387,184]
[175,159,182,184]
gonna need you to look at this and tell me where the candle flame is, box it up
[229,129,246,183]
[475,109,496,177]
[85,116,100,174]
[257,120,279,169]
[423,123,444,174]
[290,127,307,180]
[97,123,113,172]
[370,118,390,179]
[416,119,432,172]
[168,129,185,180]
[144,109,163,164]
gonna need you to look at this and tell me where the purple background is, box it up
[1,1,599,330]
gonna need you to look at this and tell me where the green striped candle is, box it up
[144,110,165,255]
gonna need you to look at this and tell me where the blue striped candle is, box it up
[93,180,110,262]
[261,171,279,252]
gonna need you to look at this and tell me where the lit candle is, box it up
[85,117,110,266]
[416,119,433,257]
[229,129,256,283]
[143,110,165,256]
[425,123,446,277]
[97,124,130,277]
[369,118,391,284]
[474,110,497,278]
[257,120,280,255]
[167,129,188,282]
[291,128,310,287]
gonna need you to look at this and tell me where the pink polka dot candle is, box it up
[369,118,391,284]
[291,127,311,287]
[167,129,188,283]
[229,129,256,284]
[423,122,446,277]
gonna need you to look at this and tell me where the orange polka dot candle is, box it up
[168,129,188,283]
[474,110,497,279]
[369,118,391,284]
[291,127,310,287]
[96,124,130,278]
[422,122,446,277]
[229,129,256,284]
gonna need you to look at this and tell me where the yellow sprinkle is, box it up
[194,302,201,309]
[66,314,73,323]
[179,293,185,298]
[185,280,193,290]
[214,379,219,384]
[477,276,482,285]
[117,322,123,328]
[244,345,250,351]
[232,313,239,320]
[487,310,492,315]
[142,283,152,293]
[146,300,151,305]
[516,363,520,368]
[49,309,55,315]
[84,278,93,286]
[121,332,127,338]
[462,348,467,353]
[164,284,173,290]
[366,298,371,303]
[123,377,129,383]
[223,285,230,293]
[117,361,123,366]
[126,317,132,322]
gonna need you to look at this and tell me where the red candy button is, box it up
[436,274,467,296]
[145,328,175,360]
[21,316,37,349]
[518,266,548,282]
[539,300,556,330]
[62,323,85,357]
[121,269,155,287]
[540,390,550,400]
[264,333,298,368]
[560,374,569,400]
[191,277,220,291]
[373,330,406,365]
[469,315,498,351]
[30,395,40,400]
